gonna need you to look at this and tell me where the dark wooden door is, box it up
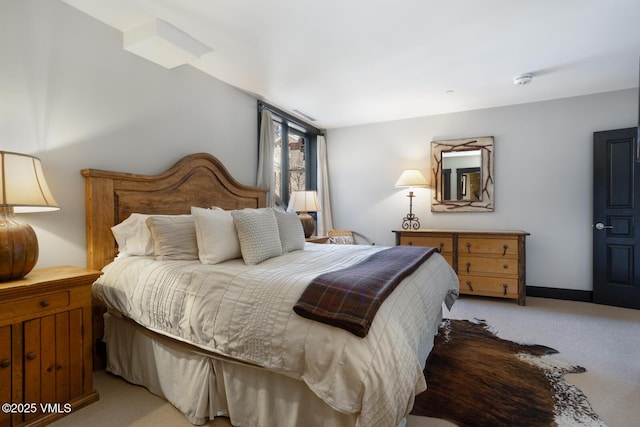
[593,127,640,309]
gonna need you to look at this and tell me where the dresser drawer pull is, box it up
[407,241,413,246]
[466,262,471,274]
[466,280,474,292]
[0,359,10,368]
[503,284,508,295]
[466,242,471,253]
[503,264,509,269]
[40,300,50,307]
[26,352,37,361]
[503,244,509,256]
[439,242,445,252]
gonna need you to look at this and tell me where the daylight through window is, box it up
[260,102,320,208]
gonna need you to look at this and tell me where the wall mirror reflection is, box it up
[442,150,482,201]
[431,137,494,212]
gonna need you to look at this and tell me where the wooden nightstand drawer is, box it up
[400,235,454,254]
[0,291,69,323]
[458,237,519,257]
[306,236,330,244]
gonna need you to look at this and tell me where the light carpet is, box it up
[52,296,640,427]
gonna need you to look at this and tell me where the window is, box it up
[259,102,320,208]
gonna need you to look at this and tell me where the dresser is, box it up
[393,229,529,305]
[0,266,102,427]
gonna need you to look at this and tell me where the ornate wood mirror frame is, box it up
[431,136,494,212]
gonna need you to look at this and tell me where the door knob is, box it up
[594,222,613,230]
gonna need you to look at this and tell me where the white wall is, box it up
[326,89,638,291]
[0,0,258,269]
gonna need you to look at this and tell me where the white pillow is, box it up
[111,213,154,257]
[191,206,242,264]
[329,235,355,245]
[231,208,283,265]
[273,209,305,253]
[145,215,199,261]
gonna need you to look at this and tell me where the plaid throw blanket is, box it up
[293,245,437,337]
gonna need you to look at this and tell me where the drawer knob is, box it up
[466,242,471,253]
[0,359,10,368]
[466,262,471,274]
[40,300,50,307]
[465,280,474,292]
[503,264,509,269]
[438,242,445,252]
[503,244,509,256]
[26,352,37,361]
[407,241,413,246]
[503,283,508,295]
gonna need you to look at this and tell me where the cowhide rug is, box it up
[410,319,607,427]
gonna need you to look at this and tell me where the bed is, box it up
[82,153,459,427]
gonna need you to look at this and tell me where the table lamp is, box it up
[289,190,321,238]
[395,169,429,230]
[0,151,60,281]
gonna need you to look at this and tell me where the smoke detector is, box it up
[513,73,533,85]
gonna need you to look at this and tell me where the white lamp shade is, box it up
[0,151,60,213]
[288,191,321,213]
[395,169,430,188]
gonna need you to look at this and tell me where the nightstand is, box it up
[0,266,101,426]
[305,236,330,244]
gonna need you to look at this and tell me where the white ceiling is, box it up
[61,0,640,129]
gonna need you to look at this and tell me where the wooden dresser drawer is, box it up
[0,291,70,323]
[400,235,454,254]
[458,255,519,277]
[458,275,520,297]
[458,237,519,257]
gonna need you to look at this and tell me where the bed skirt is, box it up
[103,313,383,427]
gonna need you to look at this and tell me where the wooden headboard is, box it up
[81,153,267,270]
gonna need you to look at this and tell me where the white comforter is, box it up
[93,243,459,426]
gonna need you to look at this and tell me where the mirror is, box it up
[431,137,494,212]
[442,150,482,201]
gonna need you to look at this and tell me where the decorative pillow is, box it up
[330,235,355,245]
[191,206,242,264]
[145,215,199,261]
[111,213,154,257]
[231,208,283,265]
[273,209,305,253]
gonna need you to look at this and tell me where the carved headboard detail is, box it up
[81,153,267,270]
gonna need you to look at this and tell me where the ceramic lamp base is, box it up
[0,207,39,282]
[298,212,315,238]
